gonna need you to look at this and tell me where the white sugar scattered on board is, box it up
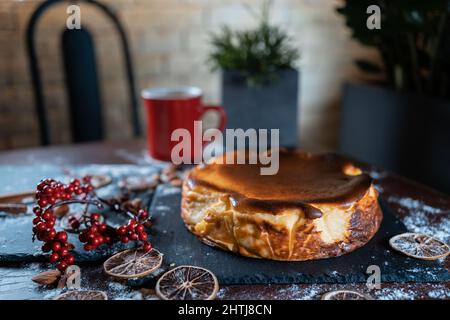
[43,289,64,300]
[107,281,142,300]
[155,205,171,211]
[374,287,416,300]
[387,196,450,243]
[216,288,231,299]
[278,285,321,300]
[388,196,443,214]
[405,267,421,273]
[158,186,181,196]
[41,273,144,300]
[428,289,450,299]
[216,285,321,300]
[217,283,450,300]
[403,213,450,242]
[374,284,450,300]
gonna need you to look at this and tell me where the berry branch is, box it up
[32,176,152,272]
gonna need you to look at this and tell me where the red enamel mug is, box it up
[142,86,226,162]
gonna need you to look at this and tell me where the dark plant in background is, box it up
[337,0,450,98]
[209,0,299,85]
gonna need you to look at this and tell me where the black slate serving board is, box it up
[0,165,449,284]
[150,185,450,284]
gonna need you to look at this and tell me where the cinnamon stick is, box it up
[0,203,28,214]
[0,191,34,204]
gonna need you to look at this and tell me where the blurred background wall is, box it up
[0,0,380,151]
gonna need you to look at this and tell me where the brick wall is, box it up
[0,0,380,151]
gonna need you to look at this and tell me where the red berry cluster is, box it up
[78,213,112,251]
[35,177,93,208]
[32,177,153,272]
[116,209,152,251]
[32,178,90,271]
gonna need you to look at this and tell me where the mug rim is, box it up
[141,86,202,100]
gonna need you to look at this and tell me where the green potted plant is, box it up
[209,0,300,147]
[337,0,450,193]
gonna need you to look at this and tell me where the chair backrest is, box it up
[26,0,141,145]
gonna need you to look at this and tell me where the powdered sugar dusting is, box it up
[428,289,450,299]
[158,186,181,196]
[387,196,450,243]
[403,213,450,243]
[217,283,450,300]
[374,287,416,300]
[107,281,143,300]
[388,196,443,214]
[275,285,321,300]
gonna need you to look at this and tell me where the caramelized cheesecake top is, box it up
[187,150,372,218]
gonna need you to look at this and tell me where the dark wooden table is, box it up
[0,140,449,300]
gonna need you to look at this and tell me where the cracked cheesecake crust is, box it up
[181,150,382,261]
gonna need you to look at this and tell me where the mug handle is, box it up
[201,105,227,132]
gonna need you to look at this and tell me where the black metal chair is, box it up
[26,0,141,145]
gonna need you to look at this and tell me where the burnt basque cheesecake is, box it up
[181,150,382,261]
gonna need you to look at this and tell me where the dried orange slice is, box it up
[389,233,450,260]
[156,265,219,300]
[321,290,373,300]
[54,290,107,300]
[103,248,163,279]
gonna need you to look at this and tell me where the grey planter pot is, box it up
[221,69,299,148]
[339,82,450,194]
